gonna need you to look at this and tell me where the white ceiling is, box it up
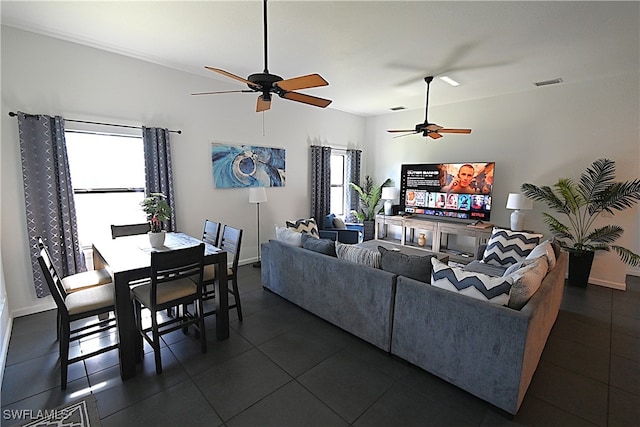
[2,1,638,117]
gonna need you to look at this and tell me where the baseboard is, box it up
[12,299,56,318]
[590,277,626,290]
[0,300,12,388]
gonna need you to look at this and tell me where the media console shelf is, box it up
[375,215,494,264]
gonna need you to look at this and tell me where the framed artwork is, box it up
[211,143,286,188]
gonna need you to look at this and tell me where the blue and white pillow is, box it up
[431,258,513,305]
[286,218,320,238]
[482,228,542,267]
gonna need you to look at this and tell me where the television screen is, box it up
[399,162,495,222]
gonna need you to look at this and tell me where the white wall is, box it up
[2,26,638,319]
[365,72,640,288]
[1,27,365,316]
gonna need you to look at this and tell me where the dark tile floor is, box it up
[2,266,639,426]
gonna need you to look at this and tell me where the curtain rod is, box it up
[8,112,182,134]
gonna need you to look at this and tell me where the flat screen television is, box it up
[399,162,495,222]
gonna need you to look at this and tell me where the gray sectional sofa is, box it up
[260,238,567,414]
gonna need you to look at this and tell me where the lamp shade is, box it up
[248,187,267,204]
[506,193,532,210]
[381,187,398,200]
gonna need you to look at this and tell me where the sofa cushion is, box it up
[336,242,381,268]
[275,226,303,247]
[323,214,335,229]
[506,256,549,310]
[525,240,557,270]
[462,260,508,277]
[301,233,337,257]
[431,258,513,305]
[482,228,542,267]
[333,217,347,229]
[286,218,320,238]
[378,246,434,283]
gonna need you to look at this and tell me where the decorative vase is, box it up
[417,233,426,247]
[568,251,595,288]
[148,231,166,248]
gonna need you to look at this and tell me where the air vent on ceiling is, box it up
[390,106,406,111]
[534,78,563,87]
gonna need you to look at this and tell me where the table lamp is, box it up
[249,187,267,267]
[381,187,398,216]
[506,193,533,231]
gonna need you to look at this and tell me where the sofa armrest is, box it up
[319,230,338,241]
[324,228,360,244]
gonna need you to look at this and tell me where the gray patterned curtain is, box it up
[346,149,361,213]
[18,112,85,297]
[310,145,332,228]
[142,127,176,231]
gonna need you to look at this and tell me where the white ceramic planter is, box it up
[148,231,166,248]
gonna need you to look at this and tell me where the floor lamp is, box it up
[249,187,267,268]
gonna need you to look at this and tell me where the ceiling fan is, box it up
[192,0,331,112]
[387,76,472,139]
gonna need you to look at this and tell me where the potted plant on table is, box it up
[349,176,392,241]
[140,193,172,248]
[521,158,640,287]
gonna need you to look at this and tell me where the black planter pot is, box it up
[363,220,375,241]
[568,251,595,288]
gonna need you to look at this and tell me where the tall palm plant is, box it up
[521,158,640,267]
[349,176,392,222]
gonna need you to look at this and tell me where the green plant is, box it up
[140,193,172,233]
[521,158,640,266]
[349,176,392,221]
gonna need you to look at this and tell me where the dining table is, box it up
[92,232,228,380]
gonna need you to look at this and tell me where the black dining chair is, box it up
[199,225,244,321]
[37,237,113,339]
[111,223,151,239]
[37,243,118,389]
[202,219,221,248]
[130,243,206,374]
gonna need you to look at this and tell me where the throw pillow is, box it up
[482,228,543,267]
[275,226,303,247]
[335,242,381,268]
[525,240,557,270]
[333,217,347,229]
[378,246,434,283]
[301,233,337,257]
[506,256,548,310]
[430,258,514,305]
[324,214,335,229]
[286,218,320,238]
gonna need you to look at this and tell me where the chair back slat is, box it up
[202,220,220,247]
[220,225,243,270]
[111,223,151,239]
[150,243,205,305]
[36,238,68,310]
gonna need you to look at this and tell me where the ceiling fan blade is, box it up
[281,91,332,108]
[393,132,419,139]
[257,96,271,112]
[437,128,472,134]
[387,129,418,133]
[191,90,254,96]
[427,131,443,139]
[275,74,329,91]
[204,66,261,89]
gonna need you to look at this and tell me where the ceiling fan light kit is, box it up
[387,76,472,139]
[192,0,331,112]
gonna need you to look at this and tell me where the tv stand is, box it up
[375,215,493,264]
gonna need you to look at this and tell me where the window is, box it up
[330,153,346,215]
[65,131,147,246]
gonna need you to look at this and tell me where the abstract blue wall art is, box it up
[211,143,286,188]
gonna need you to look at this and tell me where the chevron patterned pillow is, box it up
[431,258,514,305]
[482,228,543,267]
[286,218,320,238]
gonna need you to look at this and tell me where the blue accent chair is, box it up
[321,214,361,244]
